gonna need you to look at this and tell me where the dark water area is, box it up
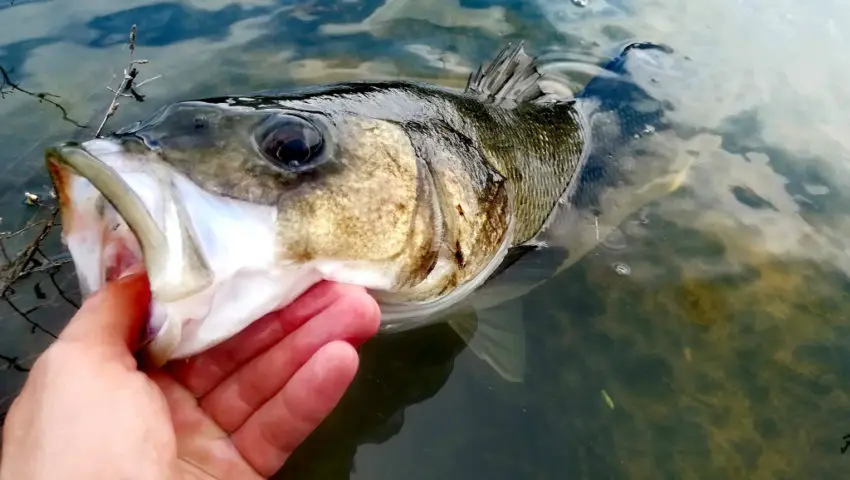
[2,0,850,478]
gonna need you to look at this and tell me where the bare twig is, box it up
[0,65,87,128]
[0,237,8,263]
[0,205,64,341]
[3,296,57,338]
[0,207,59,298]
[0,354,29,372]
[0,212,49,242]
[50,268,79,309]
[94,24,159,137]
[18,256,71,276]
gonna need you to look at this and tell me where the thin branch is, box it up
[135,74,162,89]
[0,354,29,372]
[0,235,9,263]
[0,65,87,128]
[3,296,57,339]
[0,207,59,298]
[94,24,159,137]
[50,269,80,310]
[0,215,50,240]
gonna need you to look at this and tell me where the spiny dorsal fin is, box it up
[465,41,553,108]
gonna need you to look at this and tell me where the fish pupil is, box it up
[256,114,326,173]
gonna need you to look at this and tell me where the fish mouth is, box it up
[47,143,149,289]
[45,140,214,363]
[44,139,325,366]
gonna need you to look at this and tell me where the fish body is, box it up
[46,42,684,381]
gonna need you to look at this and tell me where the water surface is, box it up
[1,0,849,478]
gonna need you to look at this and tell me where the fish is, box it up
[45,41,689,381]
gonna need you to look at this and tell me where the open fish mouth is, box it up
[46,144,145,291]
[45,139,325,366]
[47,143,150,295]
[45,140,215,364]
[45,140,213,300]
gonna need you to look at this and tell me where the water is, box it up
[2,0,850,478]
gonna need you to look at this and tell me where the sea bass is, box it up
[46,42,689,381]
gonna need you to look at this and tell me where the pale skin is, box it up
[0,271,381,479]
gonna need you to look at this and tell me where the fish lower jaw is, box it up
[142,258,406,364]
[143,262,334,364]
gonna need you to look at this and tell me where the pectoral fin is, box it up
[448,299,527,383]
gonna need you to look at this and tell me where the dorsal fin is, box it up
[465,41,552,108]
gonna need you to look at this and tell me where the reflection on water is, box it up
[2,0,850,478]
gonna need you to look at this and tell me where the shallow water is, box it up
[2,0,850,478]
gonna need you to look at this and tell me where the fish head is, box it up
[46,98,441,365]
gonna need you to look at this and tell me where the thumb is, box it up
[59,268,151,350]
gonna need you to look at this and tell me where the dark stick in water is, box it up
[0,65,87,129]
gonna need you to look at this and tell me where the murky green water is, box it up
[2,0,850,478]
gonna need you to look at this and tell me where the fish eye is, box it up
[254,114,328,173]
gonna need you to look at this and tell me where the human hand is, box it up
[0,272,380,479]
